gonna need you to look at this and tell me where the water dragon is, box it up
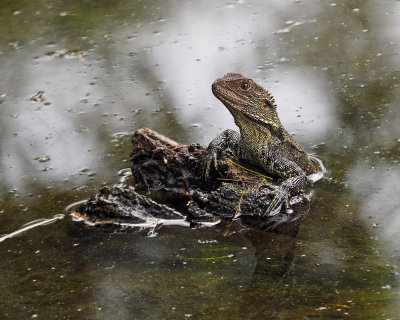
[200,73,322,216]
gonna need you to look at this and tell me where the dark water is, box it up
[1,0,400,319]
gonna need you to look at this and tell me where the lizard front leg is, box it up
[199,129,240,181]
[264,155,313,216]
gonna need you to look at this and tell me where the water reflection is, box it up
[267,66,335,147]
[350,165,400,246]
[68,224,300,319]
[0,0,338,194]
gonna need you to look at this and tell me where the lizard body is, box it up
[201,73,319,215]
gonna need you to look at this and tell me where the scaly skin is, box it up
[201,73,318,215]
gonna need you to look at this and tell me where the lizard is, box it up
[200,73,320,216]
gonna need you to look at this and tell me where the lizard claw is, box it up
[264,186,290,216]
[198,150,219,181]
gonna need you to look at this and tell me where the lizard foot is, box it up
[197,150,219,181]
[264,186,291,216]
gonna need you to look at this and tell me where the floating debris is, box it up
[36,155,50,162]
[31,91,44,102]
[276,19,317,34]
[46,49,85,60]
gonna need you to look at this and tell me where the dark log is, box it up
[77,128,310,236]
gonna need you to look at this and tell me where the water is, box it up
[1,0,400,319]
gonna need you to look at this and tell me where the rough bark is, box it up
[77,128,310,236]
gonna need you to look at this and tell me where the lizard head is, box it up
[212,73,281,131]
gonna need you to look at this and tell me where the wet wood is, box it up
[77,128,310,236]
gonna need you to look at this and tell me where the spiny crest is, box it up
[264,90,277,109]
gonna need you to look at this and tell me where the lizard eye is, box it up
[240,82,250,91]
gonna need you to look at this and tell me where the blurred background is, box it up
[1,0,400,319]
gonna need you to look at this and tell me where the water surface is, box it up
[1,1,400,319]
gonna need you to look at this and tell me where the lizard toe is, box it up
[264,186,289,216]
[198,151,219,181]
